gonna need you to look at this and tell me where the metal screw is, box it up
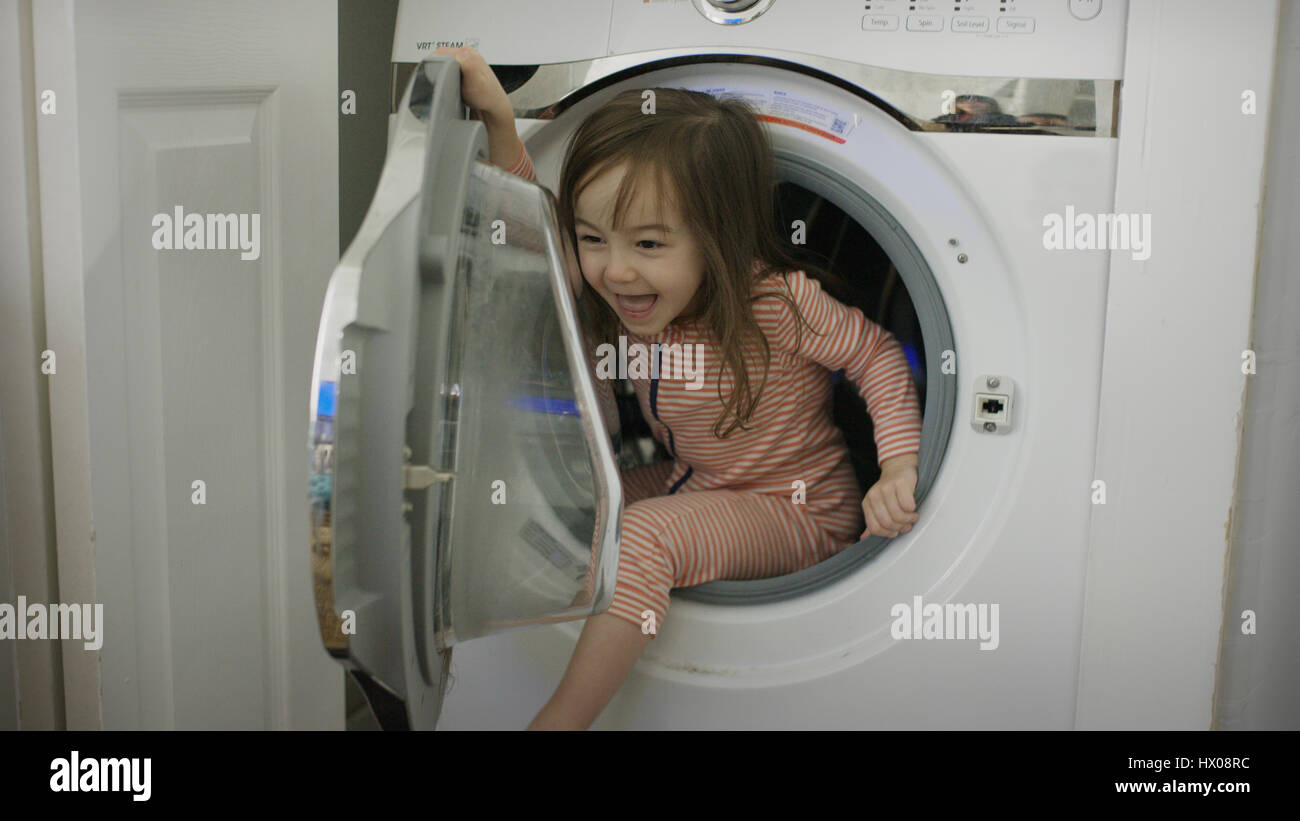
[987,377,1000,388]
[948,238,959,246]
[984,422,996,432]
[957,253,968,263]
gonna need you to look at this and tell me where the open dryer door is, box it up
[307,57,623,729]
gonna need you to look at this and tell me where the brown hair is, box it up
[557,87,833,438]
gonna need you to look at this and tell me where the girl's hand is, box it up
[861,453,919,540]
[432,46,513,127]
[432,46,526,175]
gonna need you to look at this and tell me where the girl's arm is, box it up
[760,270,922,540]
[483,109,537,183]
[434,46,538,182]
[762,270,923,465]
[497,129,537,183]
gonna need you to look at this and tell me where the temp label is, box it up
[686,84,857,143]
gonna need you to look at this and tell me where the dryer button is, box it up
[906,14,944,32]
[951,16,990,33]
[996,16,1035,34]
[1068,0,1102,21]
[862,14,899,31]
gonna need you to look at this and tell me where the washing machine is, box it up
[311,0,1135,729]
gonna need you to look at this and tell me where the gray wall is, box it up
[338,0,399,727]
[1214,1,1300,730]
[340,0,400,254]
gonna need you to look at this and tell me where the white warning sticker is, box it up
[685,84,857,143]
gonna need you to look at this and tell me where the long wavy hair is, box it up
[557,87,836,438]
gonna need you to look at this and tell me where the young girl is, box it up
[439,47,922,730]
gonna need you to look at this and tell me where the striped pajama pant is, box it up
[602,460,860,637]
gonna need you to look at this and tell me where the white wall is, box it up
[1214,0,1300,731]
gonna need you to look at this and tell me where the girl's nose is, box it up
[603,247,637,284]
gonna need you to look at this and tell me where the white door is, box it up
[34,0,340,728]
[309,58,623,729]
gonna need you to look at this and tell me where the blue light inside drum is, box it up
[902,341,921,375]
[726,17,741,23]
[510,395,580,416]
[318,380,337,417]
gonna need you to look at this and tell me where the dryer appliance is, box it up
[313,0,1151,729]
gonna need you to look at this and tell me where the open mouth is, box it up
[615,293,658,318]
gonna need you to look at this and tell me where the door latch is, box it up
[403,464,454,489]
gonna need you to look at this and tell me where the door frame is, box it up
[1075,0,1281,729]
[0,0,63,731]
[31,0,100,730]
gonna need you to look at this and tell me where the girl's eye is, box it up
[579,234,603,244]
[637,240,663,250]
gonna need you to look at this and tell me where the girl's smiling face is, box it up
[574,163,705,336]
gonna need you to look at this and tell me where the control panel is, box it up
[858,0,1103,36]
[393,0,1127,80]
[611,0,1127,79]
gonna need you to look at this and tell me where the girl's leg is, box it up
[602,488,840,629]
[530,488,841,729]
[533,460,672,728]
[571,459,675,608]
[526,613,652,730]
[619,459,674,504]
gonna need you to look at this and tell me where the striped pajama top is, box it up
[625,267,922,487]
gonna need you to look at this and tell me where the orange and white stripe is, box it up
[504,135,536,182]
